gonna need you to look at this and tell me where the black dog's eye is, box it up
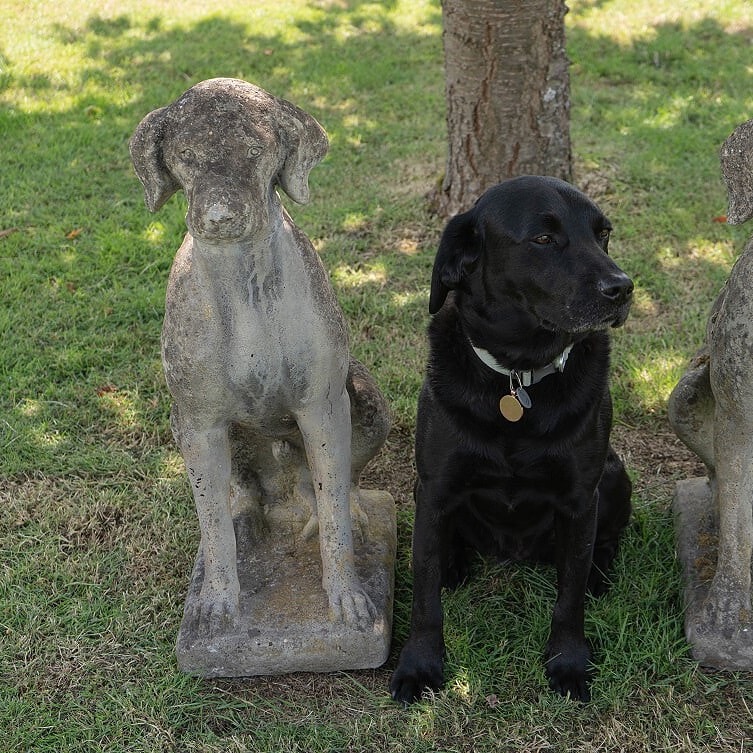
[531,234,555,246]
[597,228,611,241]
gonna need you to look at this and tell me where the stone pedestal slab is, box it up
[673,477,753,669]
[176,489,396,678]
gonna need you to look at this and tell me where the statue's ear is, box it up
[429,210,482,314]
[129,106,181,212]
[721,119,753,226]
[275,101,329,205]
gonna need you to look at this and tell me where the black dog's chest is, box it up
[449,454,568,562]
[457,444,573,507]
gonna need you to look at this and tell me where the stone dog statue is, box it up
[129,78,391,642]
[669,118,753,668]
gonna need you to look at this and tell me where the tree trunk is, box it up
[437,0,572,217]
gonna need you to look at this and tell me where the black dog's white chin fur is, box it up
[538,317,610,336]
[539,305,631,335]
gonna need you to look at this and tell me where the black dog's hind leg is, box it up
[390,480,449,705]
[544,496,598,702]
[588,448,632,597]
[443,530,470,591]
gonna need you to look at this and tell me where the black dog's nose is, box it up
[598,272,634,303]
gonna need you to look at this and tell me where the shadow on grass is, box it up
[570,17,753,270]
[3,10,752,472]
[2,8,753,741]
[567,17,753,422]
[0,3,443,475]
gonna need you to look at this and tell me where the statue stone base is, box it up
[673,477,753,669]
[176,489,396,678]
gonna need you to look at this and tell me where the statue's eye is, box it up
[247,144,262,158]
[532,234,554,245]
[179,147,195,162]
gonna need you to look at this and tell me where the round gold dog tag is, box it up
[499,394,524,422]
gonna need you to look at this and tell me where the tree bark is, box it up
[437,0,572,217]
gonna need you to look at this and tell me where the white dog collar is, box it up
[468,340,574,422]
[469,342,573,387]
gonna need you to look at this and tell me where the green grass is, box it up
[2,1,753,751]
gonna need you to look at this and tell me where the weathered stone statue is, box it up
[669,118,753,669]
[129,78,395,676]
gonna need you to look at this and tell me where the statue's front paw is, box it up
[697,583,752,639]
[327,582,376,630]
[191,585,241,636]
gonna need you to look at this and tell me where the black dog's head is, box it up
[429,176,633,336]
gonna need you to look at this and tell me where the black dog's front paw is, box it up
[544,640,593,702]
[390,638,444,705]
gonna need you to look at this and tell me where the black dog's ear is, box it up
[429,210,481,314]
[129,106,181,213]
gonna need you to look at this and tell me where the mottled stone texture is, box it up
[177,490,395,677]
[130,78,394,676]
[669,119,753,668]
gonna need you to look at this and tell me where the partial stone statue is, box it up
[129,78,395,676]
[669,118,753,669]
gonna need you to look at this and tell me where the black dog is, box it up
[390,176,633,704]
